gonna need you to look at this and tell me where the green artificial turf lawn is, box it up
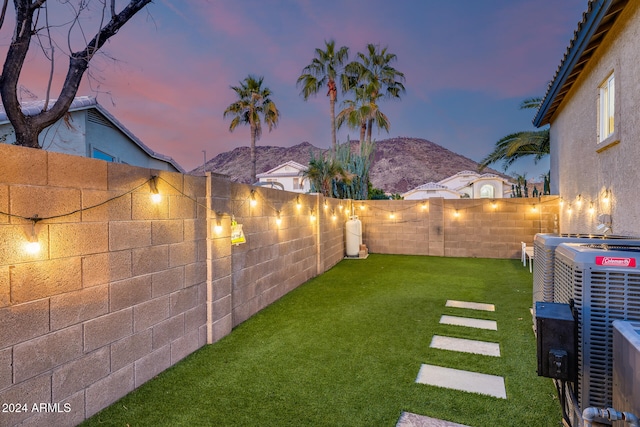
[82,255,562,427]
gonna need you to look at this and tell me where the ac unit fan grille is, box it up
[556,249,640,411]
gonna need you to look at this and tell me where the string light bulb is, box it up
[559,197,564,207]
[324,200,328,210]
[589,202,595,215]
[421,202,427,210]
[24,218,41,254]
[213,212,223,234]
[296,196,302,210]
[576,194,582,208]
[276,211,282,227]
[603,189,610,204]
[453,209,460,218]
[149,176,161,203]
[532,204,537,212]
[567,204,572,214]
[331,210,337,220]
[491,200,497,210]
[250,190,257,207]
[310,209,316,222]
[360,203,365,211]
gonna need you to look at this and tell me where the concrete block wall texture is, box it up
[0,145,208,426]
[359,196,559,259]
[219,185,344,327]
[0,145,561,426]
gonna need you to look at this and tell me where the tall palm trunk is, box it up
[328,79,337,158]
[250,123,258,183]
[358,122,366,154]
[329,98,336,158]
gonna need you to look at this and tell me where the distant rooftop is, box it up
[0,96,184,172]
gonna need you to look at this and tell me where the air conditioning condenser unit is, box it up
[554,243,640,416]
[532,233,636,324]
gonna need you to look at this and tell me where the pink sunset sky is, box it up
[1,0,586,176]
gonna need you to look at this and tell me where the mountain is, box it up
[191,137,508,194]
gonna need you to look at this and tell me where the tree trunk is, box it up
[0,0,152,148]
[359,122,366,154]
[328,79,337,158]
[250,123,257,184]
[13,118,41,148]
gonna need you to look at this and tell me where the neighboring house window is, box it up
[92,148,115,162]
[480,184,494,198]
[599,73,615,143]
[293,177,303,190]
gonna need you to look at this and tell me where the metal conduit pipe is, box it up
[583,407,639,427]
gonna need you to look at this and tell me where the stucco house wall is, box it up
[0,97,182,173]
[547,1,640,236]
[256,161,310,193]
[402,171,512,200]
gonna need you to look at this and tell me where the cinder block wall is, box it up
[0,145,347,426]
[0,145,209,426]
[215,185,345,327]
[0,143,559,426]
[358,196,559,258]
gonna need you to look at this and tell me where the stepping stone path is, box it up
[430,335,500,357]
[396,412,471,427]
[397,300,505,427]
[439,315,497,331]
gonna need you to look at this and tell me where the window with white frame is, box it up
[480,184,494,198]
[293,177,303,190]
[599,73,615,143]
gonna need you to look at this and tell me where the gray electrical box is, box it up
[536,302,576,380]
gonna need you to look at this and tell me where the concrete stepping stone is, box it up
[445,300,495,312]
[439,315,497,330]
[416,364,507,399]
[396,411,471,427]
[430,335,500,357]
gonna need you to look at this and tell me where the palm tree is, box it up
[336,87,389,152]
[297,40,349,157]
[336,86,371,148]
[479,97,550,171]
[345,44,405,144]
[224,75,280,183]
[304,153,350,197]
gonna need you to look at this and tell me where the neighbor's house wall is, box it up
[0,110,87,156]
[0,109,178,172]
[549,1,640,236]
[85,111,176,171]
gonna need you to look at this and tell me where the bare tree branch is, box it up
[0,0,8,31]
[0,0,153,148]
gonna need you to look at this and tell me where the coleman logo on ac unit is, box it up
[595,256,637,267]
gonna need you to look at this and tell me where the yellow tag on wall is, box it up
[230,220,246,245]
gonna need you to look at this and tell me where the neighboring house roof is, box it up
[402,171,514,199]
[0,96,184,172]
[256,161,308,178]
[411,182,450,191]
[533,0,629,127]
